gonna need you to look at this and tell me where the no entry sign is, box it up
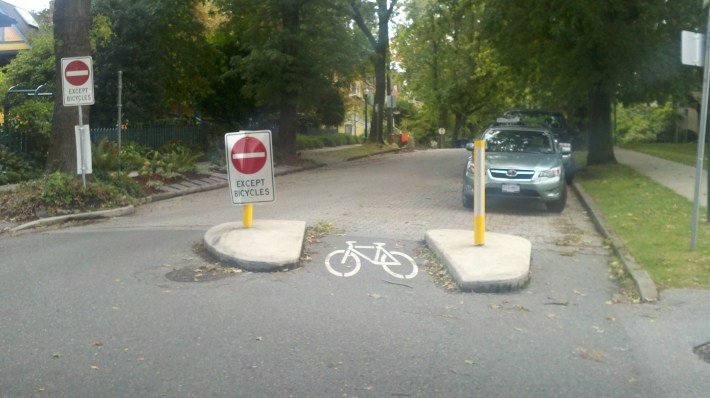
[230,137,267,174]
[225,131,275,205]
[61,56,94,106]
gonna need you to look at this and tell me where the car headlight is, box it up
[538,166,561,178]
[466,159,474,174]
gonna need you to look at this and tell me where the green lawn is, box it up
[576,160,710,290]
[617,143,708,167]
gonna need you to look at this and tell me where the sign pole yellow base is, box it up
[243,204,253,228]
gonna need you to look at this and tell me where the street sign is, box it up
[230,137,267,174]
[74,125,92,175]
[61,56,94,106]
[225,131,275,205]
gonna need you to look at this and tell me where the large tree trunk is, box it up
[586,88,617,165]
[277,100,298,156]
[46,0,92,173]
[452,112,465,147]
[274,2,301,156]
[370,46,386,144]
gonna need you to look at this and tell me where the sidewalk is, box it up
[614,147,708,204]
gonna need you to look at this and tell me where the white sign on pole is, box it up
[682,31,704,67]
[61,56,95,106]
[225,130,275,205]
[74,125,92,175]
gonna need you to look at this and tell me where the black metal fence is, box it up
[91,125,208,149]
[0,124,209,157]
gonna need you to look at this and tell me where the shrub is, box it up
[296,133,360,150]
[0,145,40,185]
[0,172,135,221]
[92,137,119,175]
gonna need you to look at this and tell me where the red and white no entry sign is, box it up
[224,131,275,205]
[61,56,94,106]
[64,60,91,86]
[230,137,267,174]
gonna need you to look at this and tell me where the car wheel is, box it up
[546,185,567,212]
[462,186,473,209]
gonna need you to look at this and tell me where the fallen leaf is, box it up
[464,359,477,365]
[546,313,557,319]
[90,365,100,370]
[255,336,263,341]
[93,340,104,347]
[52,352,60,358]
[368,293,381,299]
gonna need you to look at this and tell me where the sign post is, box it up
[224,131,275,228]
[61,56,95,189]
[473,140,486,246]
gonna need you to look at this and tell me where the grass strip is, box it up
[618,143,707,167]
[576,163,710,290]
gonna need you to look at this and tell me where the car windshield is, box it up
[484,130,554,153]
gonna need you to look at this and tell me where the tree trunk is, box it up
[586,88,617,165]
[453,112,465,147]
[278,99,298,156]
[274,2,301,157]
[46,0,92,173]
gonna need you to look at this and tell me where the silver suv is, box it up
[463,125,568,212]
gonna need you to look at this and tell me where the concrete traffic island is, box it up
[425,229,531,292]
[204,220,306,272]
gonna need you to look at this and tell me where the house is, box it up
[0,0,40,66]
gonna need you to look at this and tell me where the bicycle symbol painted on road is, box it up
[324,241,419,279]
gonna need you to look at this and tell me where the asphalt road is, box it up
[1,149,709,397]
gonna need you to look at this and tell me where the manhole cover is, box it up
[166,265,242,283]
[693,342,710,364]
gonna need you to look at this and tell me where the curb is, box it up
[4,160,327,233]
[571,181,659,302]
[9,205,136,233]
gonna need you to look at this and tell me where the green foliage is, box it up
[615,102,678,144]
[0,145,40,185]
[216,0,366,152]
[2,99,53,163]
[92,0,220,125]
[91,137,119,174]
[159,141,203,174]
[296,134,360,150]
[0,173,135,221]
[484,0,702,164]
[0,22,54,91]
[578,164,710,289]
[396,0,507,144]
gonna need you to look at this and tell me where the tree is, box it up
[396,0,506,145]
[216,0,364,156]
[348,0,398,144]
[91,0,219,126]
[46,0,92,173]
[485,0,702,165]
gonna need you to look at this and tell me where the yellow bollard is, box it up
[473,140,486,246]
[243,204,253,228]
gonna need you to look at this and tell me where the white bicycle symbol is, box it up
[324,241,419,279]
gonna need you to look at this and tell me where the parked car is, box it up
[463,125,568,212]
[500,109,577,183]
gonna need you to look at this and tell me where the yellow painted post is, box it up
[243,204,253,228]
[473,140,486,245]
